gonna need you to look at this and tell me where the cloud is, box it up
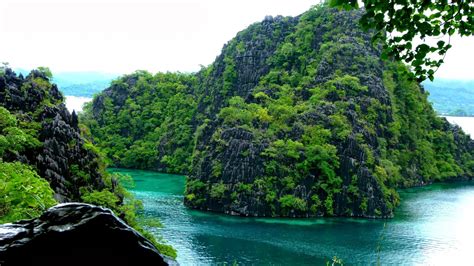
[1,0,472,80]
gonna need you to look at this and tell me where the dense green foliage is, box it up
[0,107,55,223]
[330,0,474,81]
[82,71,197,173]
[83,5,474,218]
[382,65,473,183]
[0,107,41,159]
[0,161,56,223]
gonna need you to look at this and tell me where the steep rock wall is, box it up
[0,68,104,201]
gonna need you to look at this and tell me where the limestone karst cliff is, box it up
[0,68,104,202]
[0,67,176,258]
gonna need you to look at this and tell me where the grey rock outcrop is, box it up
[0,203,173,266]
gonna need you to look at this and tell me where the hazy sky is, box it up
[0,0,472,80]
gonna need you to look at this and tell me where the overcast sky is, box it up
[0,0,472,80]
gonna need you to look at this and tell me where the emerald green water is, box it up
[111,168,474,265]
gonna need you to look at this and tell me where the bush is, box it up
[210,182,227,199]
[279,195,307,214]
[81,172,177,259]
[0,162,57,223]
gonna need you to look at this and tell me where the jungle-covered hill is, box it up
[82,6,474,218]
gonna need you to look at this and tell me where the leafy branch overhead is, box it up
[330,0,474,81]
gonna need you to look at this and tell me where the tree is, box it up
[37,66,53,79]
[0,62,9,74]
[330,0,474,81]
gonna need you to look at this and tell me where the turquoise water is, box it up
[111,168,474,265]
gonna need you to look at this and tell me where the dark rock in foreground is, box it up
[0,203,173,266]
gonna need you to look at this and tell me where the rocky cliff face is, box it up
[0,68,104,201]
[1,67,177,259]
[186,7,474,218]
[83,6,474,218]
[0,203,173,266]
[185,8,473,217]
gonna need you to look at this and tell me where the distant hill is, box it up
[423,79,474,116]
[15,69,118,97]
[60,80,114,97]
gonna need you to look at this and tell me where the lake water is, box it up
[444,116,474,138]
[111,168,474,265]
[65,96,92,113]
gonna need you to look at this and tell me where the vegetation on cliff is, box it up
[83,5,474,218]
[0,67,175,258]
[81,71,196,173]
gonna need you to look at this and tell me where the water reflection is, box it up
[112,169,474,265]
